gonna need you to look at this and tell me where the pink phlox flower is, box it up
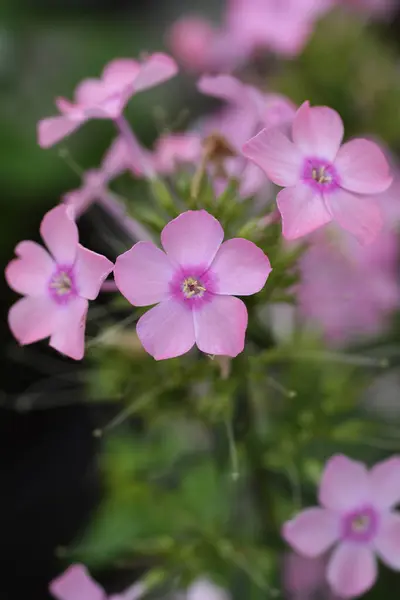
[297,224,400,344]
[283,552,341,600]
[283,454,400,598]
[153,132,203,175]
[243,100,392,243]
[225,0,334,58]
[114,210,272,360]
[38,53,178,148]
[5,205,113,360]
[50,563,145,600]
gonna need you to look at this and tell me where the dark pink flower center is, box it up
[302,158,340,193]
[48,266,77,305]
[341,506,379,543]
[169,266,216,310]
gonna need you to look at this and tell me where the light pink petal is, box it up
[277,185,332,240]
[370,456,400,510]
[8,296,58,345]
[319,455,370,511]
[49,564,105,600]
[242,127,303,187]
[40,205,79,265]
[102,58,140,86]
[282,508,340,557]
[74,78,106,105]
[327,543,377,598]
[37,116,82,148]
[374,511,400,570]
[161,210,224,269]
[101,136,130,179]
[5,241,54,296]
[193,295,248,357]
[74,245,114,300]
[292,101,344,162]
[326,188,382,244]
[187,579,230,600]
[197,74,246,105]
[136,298,195,360]
[133,53,178,93]
[335,139,393,194]
[211,238,271,296]
[114,242,174,307]
[49,297,88,360]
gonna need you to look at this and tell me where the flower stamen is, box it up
[50,271,73,296]
[312,166,332,185]
[182,276,206,298]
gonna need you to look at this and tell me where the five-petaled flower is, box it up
[37,53,178,148]
[243,100,392,244]
[283,454,400,598]
[5,205,113,360]
[114,210,272,360]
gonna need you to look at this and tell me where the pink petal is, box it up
[292,101,344,162]
[242,127,303,187]
[327,543,377,598]
[8,296,57,345]
[187,579,230,600]
[114,242,174,307]
[74,245,114,300]
[210,238,271,296]
[370,456,400,510]
[49,564,105,600]
[193,295,248,357]
[49,297,88,360]
[374,511,400,570]
[335,139,393,194]
[326,188,382,244]
[133,53,178,93]
[197,74,246,104]
[102,136,130,179]
[277,185,332,239]
[74,78,107,105]
[5,241,54,296]
[282,508,340,557]
[319,455,370,511]
[136,298,195,360]
[161,210,224,269]
[102,58,140,86]
[37,116,82,148]
[40,205,79,265]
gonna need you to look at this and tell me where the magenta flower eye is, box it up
[182,277,206,298]
[48,266,77,304]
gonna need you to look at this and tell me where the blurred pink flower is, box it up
[50,563,144,600]
[114,210,271,360]
[297,224,400,344]
[243,100,392,243]
[185,579,230,600]
[5,205,113,360]
[37,54,178,148]
[226,0,333,58]
[283,552,340,600]
[154,133,203,175]
[283,454,400,598]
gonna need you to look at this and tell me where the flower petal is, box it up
[292,101,344,162]
[5,241,54,296]
[74,245,114,300]
[335,139,392,194]
[37,116,82,148]
[102,59,140,86]
[197,74,246,105]
[161,210,224,269]
[374,511,400,570]
[277,185,332,240]
[133,53,178,93]
[327,543,377,598]
[282,508,340,557]
[370,456,400,510]
[243,127,303,187]
[319,455,370,511]
[326,188,382,245]
[193,295,248,357]
[8,296,57,345]
[211,238,271,296]
[40,205,79,265]
[49,564,105,600]
[49,297,88,360]
[187,579,230,600]
[114,241,174,306]
[136,299,195,360]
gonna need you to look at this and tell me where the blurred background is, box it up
[2,0,400,598]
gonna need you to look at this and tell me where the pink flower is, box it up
[38,53,178,148]
[283,552,341,600]
[114,210,271,360]
[243,101,392,243]
[5,205,113,360]
[50,564,144,600]
[153,133,203,175]
[283,454,400,598]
